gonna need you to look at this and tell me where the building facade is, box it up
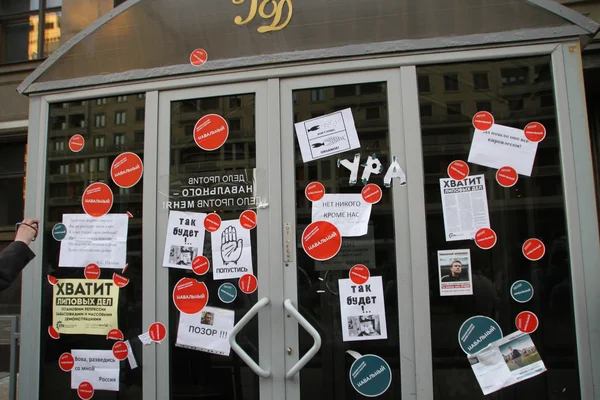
[2,0,600,399]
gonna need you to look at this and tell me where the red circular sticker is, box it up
[189,48,208,66]
[515,311,539,333]
[239,274,258,294]
[112,273,129,288]
[194,114,229,151]
[77,382,94,400]
[302,221,342,261]
[475,228,497,250]
[305,182,325,202]
[69,134,85,152]
[111,152,143,188]
[106,328,124,341]
[149,322,166,342]
[47,275,59,286]
[472,111,494,131]
[112,341,129,361]
[48,326,60,339]
[59,352,74,372]
[496,166,518,188]
[239,210,257,230]
[524,122,546,143]
[84,264,100,280]
[361,184,382,204]
[82,182,113,217]
[192,255,210,275]
[204,213,222,232]
[447,160,469,181]
[172,278,209,314]
[522,238,545,261]
[349,264,370,284]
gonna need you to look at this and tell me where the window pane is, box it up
[444,73,459,91]
[43,11,61,58]
[1,17,35,63]
[418,56,580,398]
[40,94,145,399]
[473,72,489,90]
[292,82,401,399]
[418,75,431,93]
[169,93,259,399]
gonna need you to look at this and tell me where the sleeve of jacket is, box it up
[0,241,36,291]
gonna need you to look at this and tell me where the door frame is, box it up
[19,41,600,400]
[279,68,429,400]
[155,81,280,400]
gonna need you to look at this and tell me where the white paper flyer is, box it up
[211,219,253,280]
[440,174,490,241]
[437,249,473,296]
[163,211,207,269]
[311,193,371,237]
[59,214,128,269]
[469,331,546,395]
[338,276,387,342]
[294,108,361,163]
[70,349,120,391]
[176,306,235,356]
[468,124,538,176]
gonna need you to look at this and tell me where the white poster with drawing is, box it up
[440,174,490,241]
[163,211,207,270]
[338,276,387,342]
[176,306,235,356]
[469,331,546,395]
[70,349,120,391]
[211,219,253,280]
[59,214,128,269]
[438,249,473,296]
[468,124,538,176]
[312,194,371,237]
[294,108,361,163]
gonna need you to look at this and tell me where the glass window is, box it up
[40,94,144,399]
[94,136,105,148]
[292,82,400,399]
[360,82,385,95]
[446,102,462,115]
[135,108,145,122]
[168,94,259,399]
[311,88,326,102]
[444,73,460,91]
[117,95,128,102]
[229,118,242,131]
[115,111,127,125]
[134,131,144,143]
[420,103,433,117]
[418,56,580,399]
[229,95,242,108]
[508,97,524,111]
[96,98,107,106]
[501,66,529,86]
[476,101,493,112]
[418,74,432,93]
[114,133,125,146]
[473,72,490,90]
[95,113,105,128]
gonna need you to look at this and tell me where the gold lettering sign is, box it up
[233,0,292,33]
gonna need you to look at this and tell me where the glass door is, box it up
[280,70,416,400]
[156,82,280,400]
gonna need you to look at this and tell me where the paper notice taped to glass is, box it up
[467,124,538,176]
[440,174,491,241]
[469,331,546,395]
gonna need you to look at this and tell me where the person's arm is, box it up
[0,218,39,291]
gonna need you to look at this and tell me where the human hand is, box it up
[15,218,40,245]
[221,225,243,265]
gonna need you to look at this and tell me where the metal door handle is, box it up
[284,299,322,380]
[229,297,272,378]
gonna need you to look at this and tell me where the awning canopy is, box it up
[18,0,599,94]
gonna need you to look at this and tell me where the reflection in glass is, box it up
[418,57,580,399]
[168,94,259,400]
[293,83,401,399]
[40,95,145,399]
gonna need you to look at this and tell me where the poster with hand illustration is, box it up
[211,219,253,280]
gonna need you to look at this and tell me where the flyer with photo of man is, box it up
[437,249,473,296]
